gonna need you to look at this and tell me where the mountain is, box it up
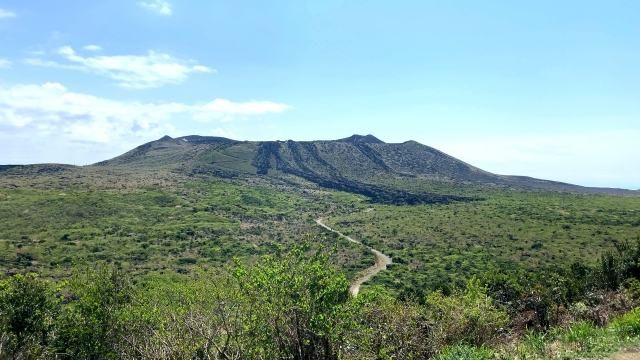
[2,134,635,202]
[84,134,636,201]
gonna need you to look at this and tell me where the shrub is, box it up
[0,273,59,358]
[55,264,132,358]
[425,278,509,349]
[349,289,433,358]
[117,272,247,359]
[599,240,640,290]
[233,247,353,359]
[176,257,197,265]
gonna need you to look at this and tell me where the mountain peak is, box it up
[158,135,174,141]
[339,134,384,144]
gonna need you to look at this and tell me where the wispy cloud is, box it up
[139,0,172,16]
[0,59,11,68]
[83,44,102,52]
[0,8,16,18]
[25,46,213,88]
[200,99,295,115]
[0,82,290,145]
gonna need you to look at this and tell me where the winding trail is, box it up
[316,218,392,296]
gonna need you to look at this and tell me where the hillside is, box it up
[4,134,633,202]
[89,134,636,200]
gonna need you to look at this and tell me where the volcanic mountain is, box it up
[79,134,633,202]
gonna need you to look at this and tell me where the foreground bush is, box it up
[118,248,355,359]
[1,245,640,359]
[117,273,247,359]
[55,265,132,359]
[349,290,433,358]
[425,279,509,348]
[0,273,59,358]
[234,249,354,359]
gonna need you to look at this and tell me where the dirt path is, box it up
[610,348,640,360]
[316,218,392,297]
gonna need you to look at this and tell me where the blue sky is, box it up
[0,1,638,188]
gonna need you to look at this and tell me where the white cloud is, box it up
[26,46,213,88]
[24,57,79,70]
[0,82,290,146]
[201,99,293,115]
[0,8,16,18]
[0,59,10,68]
[139,0,172,16]
[83,44,102,52]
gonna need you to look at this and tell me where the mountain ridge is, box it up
[2,135,637,200]
[93,134,640,197]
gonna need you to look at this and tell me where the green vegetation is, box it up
[2,249,640,359]
[0,176,368,278]
[325,191,640,299]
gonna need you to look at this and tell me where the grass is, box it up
[435,345,495,360]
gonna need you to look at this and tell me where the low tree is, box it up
[117,272,247,359]
[0,273,59,358]
[234,246,353,359]
[348,289,434,358]
[55,264,132,359]
[425,278,508,349]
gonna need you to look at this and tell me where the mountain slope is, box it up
[4,134,633,197]
[89,134,637,198]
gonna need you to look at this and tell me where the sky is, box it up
[0,0,638,189]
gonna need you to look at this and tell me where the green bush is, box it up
[349,289,433,358]
[55,265,132,359]
[234,247,353,359]
[117,272,247,359]
[118,247,356,359]
[0,273,59,358]
[425,278,509,348]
